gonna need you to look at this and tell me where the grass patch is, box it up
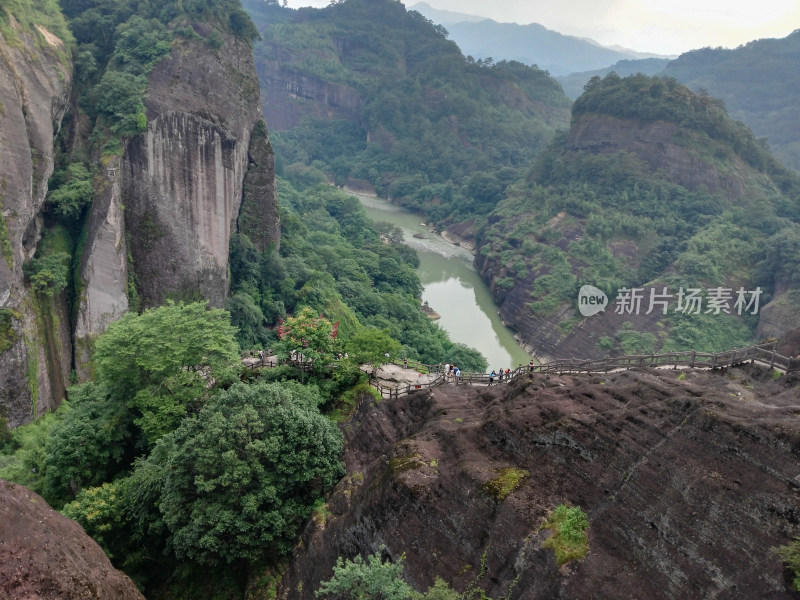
[541,504,589,565]
[0,309,20,354]
[388,452,424,476]
[775,539,800,592]
[482,467,529,501]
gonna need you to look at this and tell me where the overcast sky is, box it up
[283,0,800,55]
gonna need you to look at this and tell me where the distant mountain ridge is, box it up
[410,1,668,76]
[558,31,800,171]
[659,30,800,171]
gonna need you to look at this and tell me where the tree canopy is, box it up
[159,380,344,564]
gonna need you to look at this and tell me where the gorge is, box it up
[1,0,799,598]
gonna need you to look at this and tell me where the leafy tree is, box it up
[0,404,67,495]
[316,548,414,600]
[158,380,344,565]
[47,163,94,220]
[275,306,336,374]
[24,252,71,295]
[345,327,401,376]
[93,301,239,447]
[62,479,130,560]
[95,70,148,136]
[42,382,133,507]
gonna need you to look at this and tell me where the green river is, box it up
[354,193,531,370]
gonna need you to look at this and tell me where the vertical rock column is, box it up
[0,21,72,426]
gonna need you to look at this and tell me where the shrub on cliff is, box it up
[541,504,589,565]
[776,539,800,592]
[317,549,415,600]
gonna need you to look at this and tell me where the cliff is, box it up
[0,479,145,599]
[0,10,72,426]
[277,365,800,599]
[2,6,281,421]
[120,27,278,310]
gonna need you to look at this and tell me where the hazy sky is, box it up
[283,0,800,55]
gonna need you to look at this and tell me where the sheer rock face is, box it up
[255,57,364,131]
[0,18,72,426]
[0,480,146,600]
[73,161,128,379]
[278,366,800,600]
[120,32,278,309]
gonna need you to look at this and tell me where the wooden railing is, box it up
[244,342,798,401]
[367,342,798,399]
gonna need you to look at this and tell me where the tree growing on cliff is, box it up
[317,548,415,600]
[345,327,401,376]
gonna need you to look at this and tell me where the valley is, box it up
[0,0,799,599]
[355,191,531,369]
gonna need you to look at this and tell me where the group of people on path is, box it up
[396,356,538,385]
[488,368,513,385]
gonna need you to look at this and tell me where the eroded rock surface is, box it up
[121,31,277,309]
[278,366,800,599]
[0,479,145,600]
[0,17,72,426]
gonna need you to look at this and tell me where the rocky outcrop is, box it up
[239,119,281,252]
[73,159,128,378]
[566,114,749,198]
[255,57,363,131]
[121,30,277,308]
[278,366,800,599]
[0,14,72,426]
[0,479,146,599]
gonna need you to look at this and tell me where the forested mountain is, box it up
[244,0,570,227]
[556,31,800,170]
[409,2,666,76]
[2,0,491,594]
[477,73,800,359]
[658,30,800,171]
[556,57,670,98]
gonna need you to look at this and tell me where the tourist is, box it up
[489,370,495,385]
[403,356,408,369]
[529,359,535,373]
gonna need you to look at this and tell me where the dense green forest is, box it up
[478,73,800,354]
[244,0,570,225]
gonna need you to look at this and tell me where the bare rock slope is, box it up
[0,480,145,600]
[279,366,800,599]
